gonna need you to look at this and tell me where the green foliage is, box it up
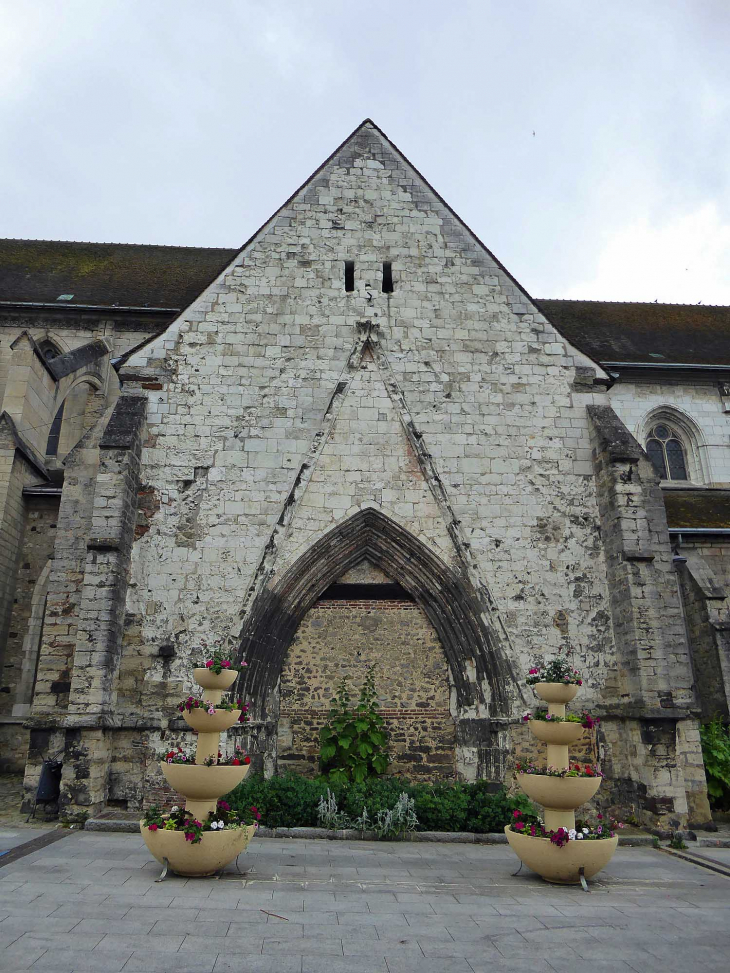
[699,717,730,810]
[226,772,538,835]
[670,832,687,850]
[317,788,419,839]
[652,836,661,849]
[319,667,389,783]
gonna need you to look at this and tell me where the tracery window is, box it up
[645,423,688,480]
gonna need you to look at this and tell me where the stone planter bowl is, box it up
[141,823,256,877]
[194,668,238,691]
[160,761,249,800]
[504,826,617,883]
[533,682,579,704]
[518,773,601,809]
[528,720,585,745]
[182,708,241,733]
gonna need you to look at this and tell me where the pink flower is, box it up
[528,667,539,675]
[222,660,231,668]
[205,660,214,668]
[207,706,215,715]
[513,810,522,818]
[514,822,525,831]
[148,823,158,831]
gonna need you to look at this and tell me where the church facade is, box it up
[2,120,729,828]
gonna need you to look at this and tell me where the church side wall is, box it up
[609,379,730,486]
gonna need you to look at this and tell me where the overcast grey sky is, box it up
[1,0,729,303]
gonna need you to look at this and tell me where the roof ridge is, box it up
[0,238,238,251]
[538,298,730,309]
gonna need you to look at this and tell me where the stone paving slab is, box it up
[0,831,729,972]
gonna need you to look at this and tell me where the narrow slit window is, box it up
[344,260,355,292]
[382,261,393,293]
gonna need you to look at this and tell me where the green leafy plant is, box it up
[652,836,661,849]
[319,667,389,783]
[670,832,687,850]
[699,717,730,810]
[226,772,538,835]
[316,787,418,839]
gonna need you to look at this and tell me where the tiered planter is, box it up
[140,668,254,877]
[505,681,618,884]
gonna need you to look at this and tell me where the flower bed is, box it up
[143,800,261,843]
[177,693,249,722]
[516,762,603,778]
[508,808,621,846]
[522,709,599,728]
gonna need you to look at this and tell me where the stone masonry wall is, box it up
[110,121,708,820]
[0,496,59,715]
[278,600,456,779]
[609,379,730,486]
[123,122,616,726]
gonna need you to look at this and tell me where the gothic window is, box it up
[645,423,688,480]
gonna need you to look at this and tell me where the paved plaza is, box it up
[1,829,729,973]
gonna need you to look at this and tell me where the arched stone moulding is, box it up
[637,404,710,485]
[236,508,520,724]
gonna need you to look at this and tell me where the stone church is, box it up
[1,120,729,827]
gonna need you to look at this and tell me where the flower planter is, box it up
[505,826,618,884]
[182,708,241,733]
[528,720,585,746]
[518,773,601,810]
[533,682,578,705]
[193,668,238,692]
[160,762,249,801]
[141,824,256,877]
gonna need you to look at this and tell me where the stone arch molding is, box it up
[236,508,519,720]
[637,405,710,484]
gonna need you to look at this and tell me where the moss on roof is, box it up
[663,490,730,529]
[538,299,730,367]
[0,239,237,310]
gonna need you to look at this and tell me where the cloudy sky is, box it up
[1,0,729,303]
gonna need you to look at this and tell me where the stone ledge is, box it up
[83,819,665,845]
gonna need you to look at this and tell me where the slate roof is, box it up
[663,490,730,530]
[538,299,730,367]
[0,239,237,310]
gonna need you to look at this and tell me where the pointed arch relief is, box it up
[237,508,519,721]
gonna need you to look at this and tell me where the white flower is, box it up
[210,821,218,830]
[568,829,577,839]
[207,706,215,715]
[577,833,584,839]
[171,806,179,812]
[582,828,589,834]
[217,820,225,829]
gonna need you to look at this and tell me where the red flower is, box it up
[244,756,251,765]
[585,766,594,776]
[231,758,241,766]
[148,823,158,831]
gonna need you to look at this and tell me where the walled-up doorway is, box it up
[277,560,456,779]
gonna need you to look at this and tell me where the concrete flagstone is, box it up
[0,830,729,972]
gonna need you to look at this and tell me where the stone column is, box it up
[58,395,147,816]
[587,405,712,827]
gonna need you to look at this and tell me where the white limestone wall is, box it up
[123,122,619,710]
[609,380,730,486]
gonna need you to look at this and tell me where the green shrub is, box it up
[699,717,730,810]
[226,772,537,835]
[319,667,389,783]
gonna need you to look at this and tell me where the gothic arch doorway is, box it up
[237,509,518,777]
